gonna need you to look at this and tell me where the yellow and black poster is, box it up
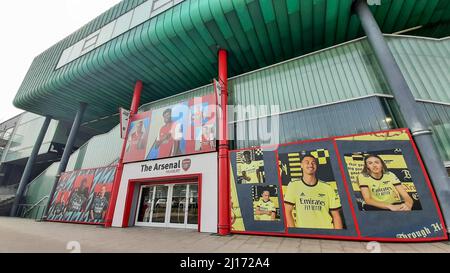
[229,129,447,241]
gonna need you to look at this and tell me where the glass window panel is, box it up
[187,184,198,225]
[151,0,173,17]
[152,185,168,223]
[170,184,187,224]
[56,47,73,69]
[417,102,450,161]
[67,40,84,63]
[4,116,58,162]
[2,128,14,141]
[111,10,133,39]
[96,20,116,47]
[153,0,173,10]
[137,187,153,222]
[232,97,395,150]
[130,0,153,29]
[81,30,100,54]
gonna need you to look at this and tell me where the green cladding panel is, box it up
[418,102,450,162]
[23,162,60,219]
[12,0,450,123]
[3,113,59,163]
[229,36,450,116]
[65,124,122,171]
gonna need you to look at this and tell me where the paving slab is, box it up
[0,217,448,253]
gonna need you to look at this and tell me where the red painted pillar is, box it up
[104,80,143,228]
[217,49,230,235]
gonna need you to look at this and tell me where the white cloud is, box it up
[0,0,121,122]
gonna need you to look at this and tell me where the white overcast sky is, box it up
[0,0,121,123]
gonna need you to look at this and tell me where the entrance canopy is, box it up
[13,0,450,122]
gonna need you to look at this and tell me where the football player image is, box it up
[200,125,215,151]
[126,120,146,152]
[52,191,70,216]
[89,186,109,221]
[357,154,413,211]
[66,178,90,213]
[237,150,264,184]
[150,108,182,158]
[255,190,276,221]
[284,155,343,229]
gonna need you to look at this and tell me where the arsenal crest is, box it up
[182,159,191,171]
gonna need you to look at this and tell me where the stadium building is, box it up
[2,0,450,241]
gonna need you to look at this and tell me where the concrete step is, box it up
[0,195,15,204]
[0,196,14,216]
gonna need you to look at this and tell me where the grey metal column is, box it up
[354,0,450,228]
[43,102,87,218]
[10,116,52,217]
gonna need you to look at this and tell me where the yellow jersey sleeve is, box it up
[329,187,342,210]
[255,200,263,208]
[357,173,369,188]
[388,172,402,186]
[284,181,298,205]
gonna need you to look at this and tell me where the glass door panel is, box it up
[137,187,153,223]
[151,185,168,223]
[187,184,198,225]
[170,184,187,224]
[135,183,198,228]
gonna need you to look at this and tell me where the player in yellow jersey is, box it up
[255,190,276,221]
[358,154,413,211]
[237,151,263,184]
[284,155,343,229]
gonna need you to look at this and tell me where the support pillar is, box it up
[104,80,143,227]
[218,49,231,235]
[43,102,87,218]
[10,116,52,217]
[354,0,450,229]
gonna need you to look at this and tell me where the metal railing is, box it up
[18,195,48,221]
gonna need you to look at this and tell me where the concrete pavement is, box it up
[0,217,449,253]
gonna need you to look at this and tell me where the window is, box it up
[130,1,153,29]
[111,10,134,39]
[55,0,186,69]
[56,47,73,69]
[96,21,116,47]
[67,41,84,64]
[81,31,100,53]
[151,0,174,17]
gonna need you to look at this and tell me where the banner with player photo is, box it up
[46,166,116,224]
[123,112,151,162]
[230,149,286,233]
[123,93,217,163]
[335,129,446,240]
[277,141,358,238]
[229,129,447,241]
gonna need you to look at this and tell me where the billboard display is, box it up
[229,129,447,241]
[47,166,116,224]
[123,93,216,163]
